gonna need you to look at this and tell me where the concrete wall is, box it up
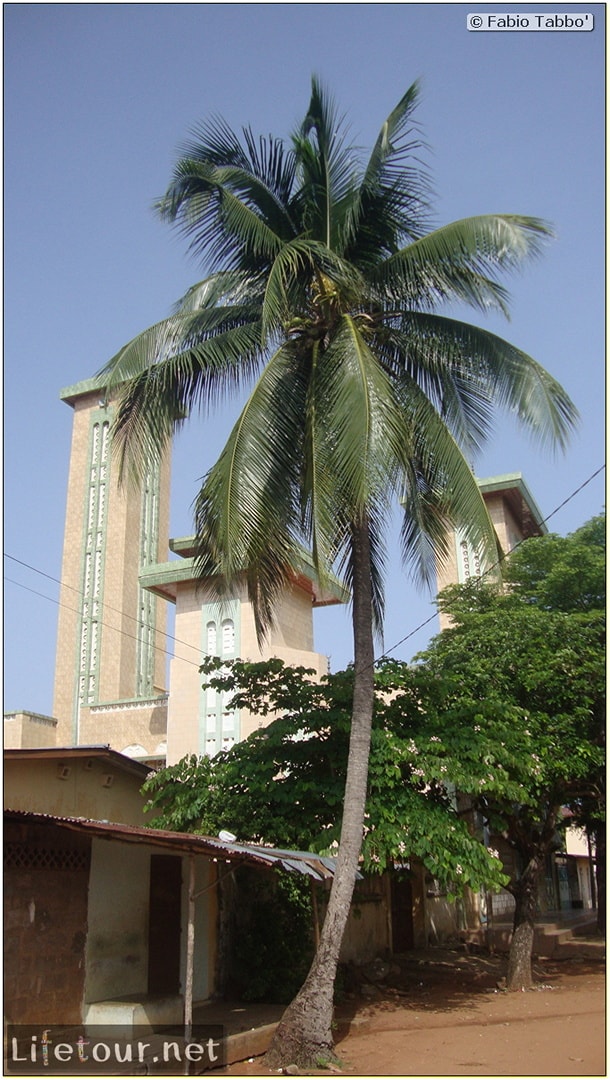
[84,841,217,1008]
[484,492,523,558]
[78,698,169,759]
[4,756,149,826]
[84,839,151,1003]
[335,876,391,963]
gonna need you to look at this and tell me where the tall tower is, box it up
[52,377,171,755]
[436,472,547,630]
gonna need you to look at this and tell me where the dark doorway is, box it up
[148,854,182,994]
[390,873,414,952]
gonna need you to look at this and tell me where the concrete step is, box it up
[484,915,603,958]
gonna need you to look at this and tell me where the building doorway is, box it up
[391,872,414,952]
[148,854,182,994]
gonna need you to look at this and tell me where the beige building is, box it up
[51,377,172,755]
[4,746,151,825]
[141,538,344,764]
[4,371,547,765]
[6,376,343,763]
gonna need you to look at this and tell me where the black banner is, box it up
[5,1025,226,1075]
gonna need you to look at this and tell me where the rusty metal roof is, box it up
[4,809,339,881]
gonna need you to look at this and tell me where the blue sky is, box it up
[4,2,605,716]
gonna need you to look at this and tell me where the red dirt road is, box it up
[335,965,605,1075]
[224,951,605,1077]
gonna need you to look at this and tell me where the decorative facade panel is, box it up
[454,527,484,585]
[77,415,110,705]
[199,602,240,756]
[136,458,162,697]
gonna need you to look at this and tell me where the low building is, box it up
[4,804,336,1031]
[4,746,151,825]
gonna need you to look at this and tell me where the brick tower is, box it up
[52,377,171,754]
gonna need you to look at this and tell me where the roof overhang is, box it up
[4,809,340,882]
[59,375,109,407]
[4,745,152,781]
[477,472,547,539]
[141,540,349,607]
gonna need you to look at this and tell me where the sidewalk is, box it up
[193,1000,283,1065]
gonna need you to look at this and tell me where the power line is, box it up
[3,570,203,672]
[4,552,205,668]
[4,462,605,678]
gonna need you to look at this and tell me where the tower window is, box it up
[222,619,235,655]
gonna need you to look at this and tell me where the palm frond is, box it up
[156,141,296,271]
[191,343,311,634]
[375,215,553,314]
[382,312,578,453]
[161,116,296,225]
[99,272,267,485]
[108,321,264,483]
[363,81,424,188]
[335,81,432,267]
[395,386,500,587]
[309,316,406,514]
[169,270,264,314]
[294,76,358,247]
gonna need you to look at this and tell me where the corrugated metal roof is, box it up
[4,809,338,882]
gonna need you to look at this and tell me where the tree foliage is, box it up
[143,657,510,895]
[144,517,605,973]
[416,514,605,986]
[426,515,606,819]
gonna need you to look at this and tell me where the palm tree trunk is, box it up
[264,518,375,1069]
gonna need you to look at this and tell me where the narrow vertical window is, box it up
[222,619,235,655]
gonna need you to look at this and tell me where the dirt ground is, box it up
[221,949,606,1077]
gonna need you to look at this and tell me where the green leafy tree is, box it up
[415,517,605,989]
[505,515,606,932]
[102,80,576,1063]
[143,658,510,894]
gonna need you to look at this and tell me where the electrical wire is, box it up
[3,562,204,671]
[4,463,605,679]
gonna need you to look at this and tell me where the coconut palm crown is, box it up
[102,78,576,640]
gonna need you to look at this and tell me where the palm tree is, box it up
[101,79,577,1065]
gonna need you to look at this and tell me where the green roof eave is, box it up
[476,472,547,537]
[59,374,110,405]
[142,547,349,607]
[139,558,198,602]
